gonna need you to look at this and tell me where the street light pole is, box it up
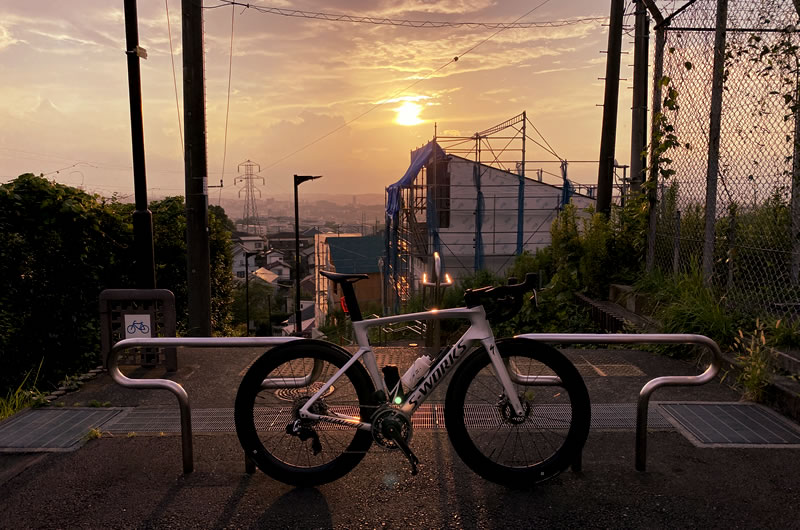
[294,174,322,335]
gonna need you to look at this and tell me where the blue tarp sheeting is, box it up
[560,160,573,209]
[386,141,446,218]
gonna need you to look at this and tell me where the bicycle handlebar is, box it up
[463,273,538,321]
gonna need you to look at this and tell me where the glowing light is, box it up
[394,101,423,126]
[394,396,403,404]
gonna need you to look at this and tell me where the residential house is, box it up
[232,244,259,280]
[265,259,291,282]
[281,301,315,336]
[319,234,384,326]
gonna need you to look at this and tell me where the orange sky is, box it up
[0,1,655,201]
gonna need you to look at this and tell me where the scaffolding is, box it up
[384,112,596,314]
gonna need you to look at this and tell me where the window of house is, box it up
[237,271,245,278]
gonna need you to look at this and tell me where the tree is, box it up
[0,175,133,391]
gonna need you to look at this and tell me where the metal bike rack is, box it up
[109,333,723,475]
[108,337,300,473]
[517,333,723,471]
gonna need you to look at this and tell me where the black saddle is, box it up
[319,270,368,284]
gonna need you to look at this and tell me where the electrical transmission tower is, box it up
[236,160,264,233]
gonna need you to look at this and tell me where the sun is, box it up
[394,101,424,126]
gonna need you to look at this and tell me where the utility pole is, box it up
[182,0,211,336]
[123,0,156,289]
[630,0,650,193]
[596,0,625,216]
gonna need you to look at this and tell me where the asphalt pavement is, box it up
[1,343,799,529]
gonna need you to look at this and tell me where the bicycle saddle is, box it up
[319,270,368,284]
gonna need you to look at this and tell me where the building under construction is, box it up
[384,113,595,312]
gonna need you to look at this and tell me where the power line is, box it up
[219,2,236,206]
[262,0,557,171]
[165,0,183,154]
[205,1,608,29]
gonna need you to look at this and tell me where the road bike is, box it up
[234,257,591,487]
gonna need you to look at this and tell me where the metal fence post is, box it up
[702,0,729,286]
[646,25,666,273]
[727,205,737,291]
[673,210,681,275]
[792,80,800,284]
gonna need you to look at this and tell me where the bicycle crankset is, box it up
[371,408,419,475]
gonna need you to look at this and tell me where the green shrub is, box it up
[0,175,235,394]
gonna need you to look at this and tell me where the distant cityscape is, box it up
[215,194,386,236]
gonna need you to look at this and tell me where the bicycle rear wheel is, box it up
[444,338,590,487]
[234,340,376,486]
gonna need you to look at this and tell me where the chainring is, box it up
[371,407,413,449]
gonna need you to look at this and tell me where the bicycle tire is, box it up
[234,339,376,486]
[444,338,590,487]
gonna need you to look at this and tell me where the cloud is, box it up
[0,25,21,51]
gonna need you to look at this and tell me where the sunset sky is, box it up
[0,1,660,202]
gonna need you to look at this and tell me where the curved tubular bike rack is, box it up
[108,337,300,473]
[516,333,723,471]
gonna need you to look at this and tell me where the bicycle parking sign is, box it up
[124,314,151,338]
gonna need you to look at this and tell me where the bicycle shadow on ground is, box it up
[254,487,332,529]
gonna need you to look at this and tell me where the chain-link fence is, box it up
[649,0,800,318]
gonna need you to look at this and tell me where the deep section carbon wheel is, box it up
[234,340,376,486]
[444,338,590,487]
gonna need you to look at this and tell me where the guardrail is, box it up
[108,337,300,473]
[517,333,722,471]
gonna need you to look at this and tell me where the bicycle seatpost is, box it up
[339,281,363,322]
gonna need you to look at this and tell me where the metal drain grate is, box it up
[80,403,671,437]
[592,403,672,430]
[460,403,671,430]
[0,408,122,452]
[659,402,800,447]
[105,404,444,433]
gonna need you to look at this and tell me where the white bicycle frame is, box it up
[289,304,531,430]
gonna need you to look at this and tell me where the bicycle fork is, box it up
[482,337,526,417]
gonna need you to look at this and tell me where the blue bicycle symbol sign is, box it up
[126,320,150,335]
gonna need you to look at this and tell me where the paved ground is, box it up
[1,343,799,529]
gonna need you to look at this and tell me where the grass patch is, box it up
[0,360,47,421]
[734,320,774,401]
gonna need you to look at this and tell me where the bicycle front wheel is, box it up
[234,340,376,486]
[444,338,590,487]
